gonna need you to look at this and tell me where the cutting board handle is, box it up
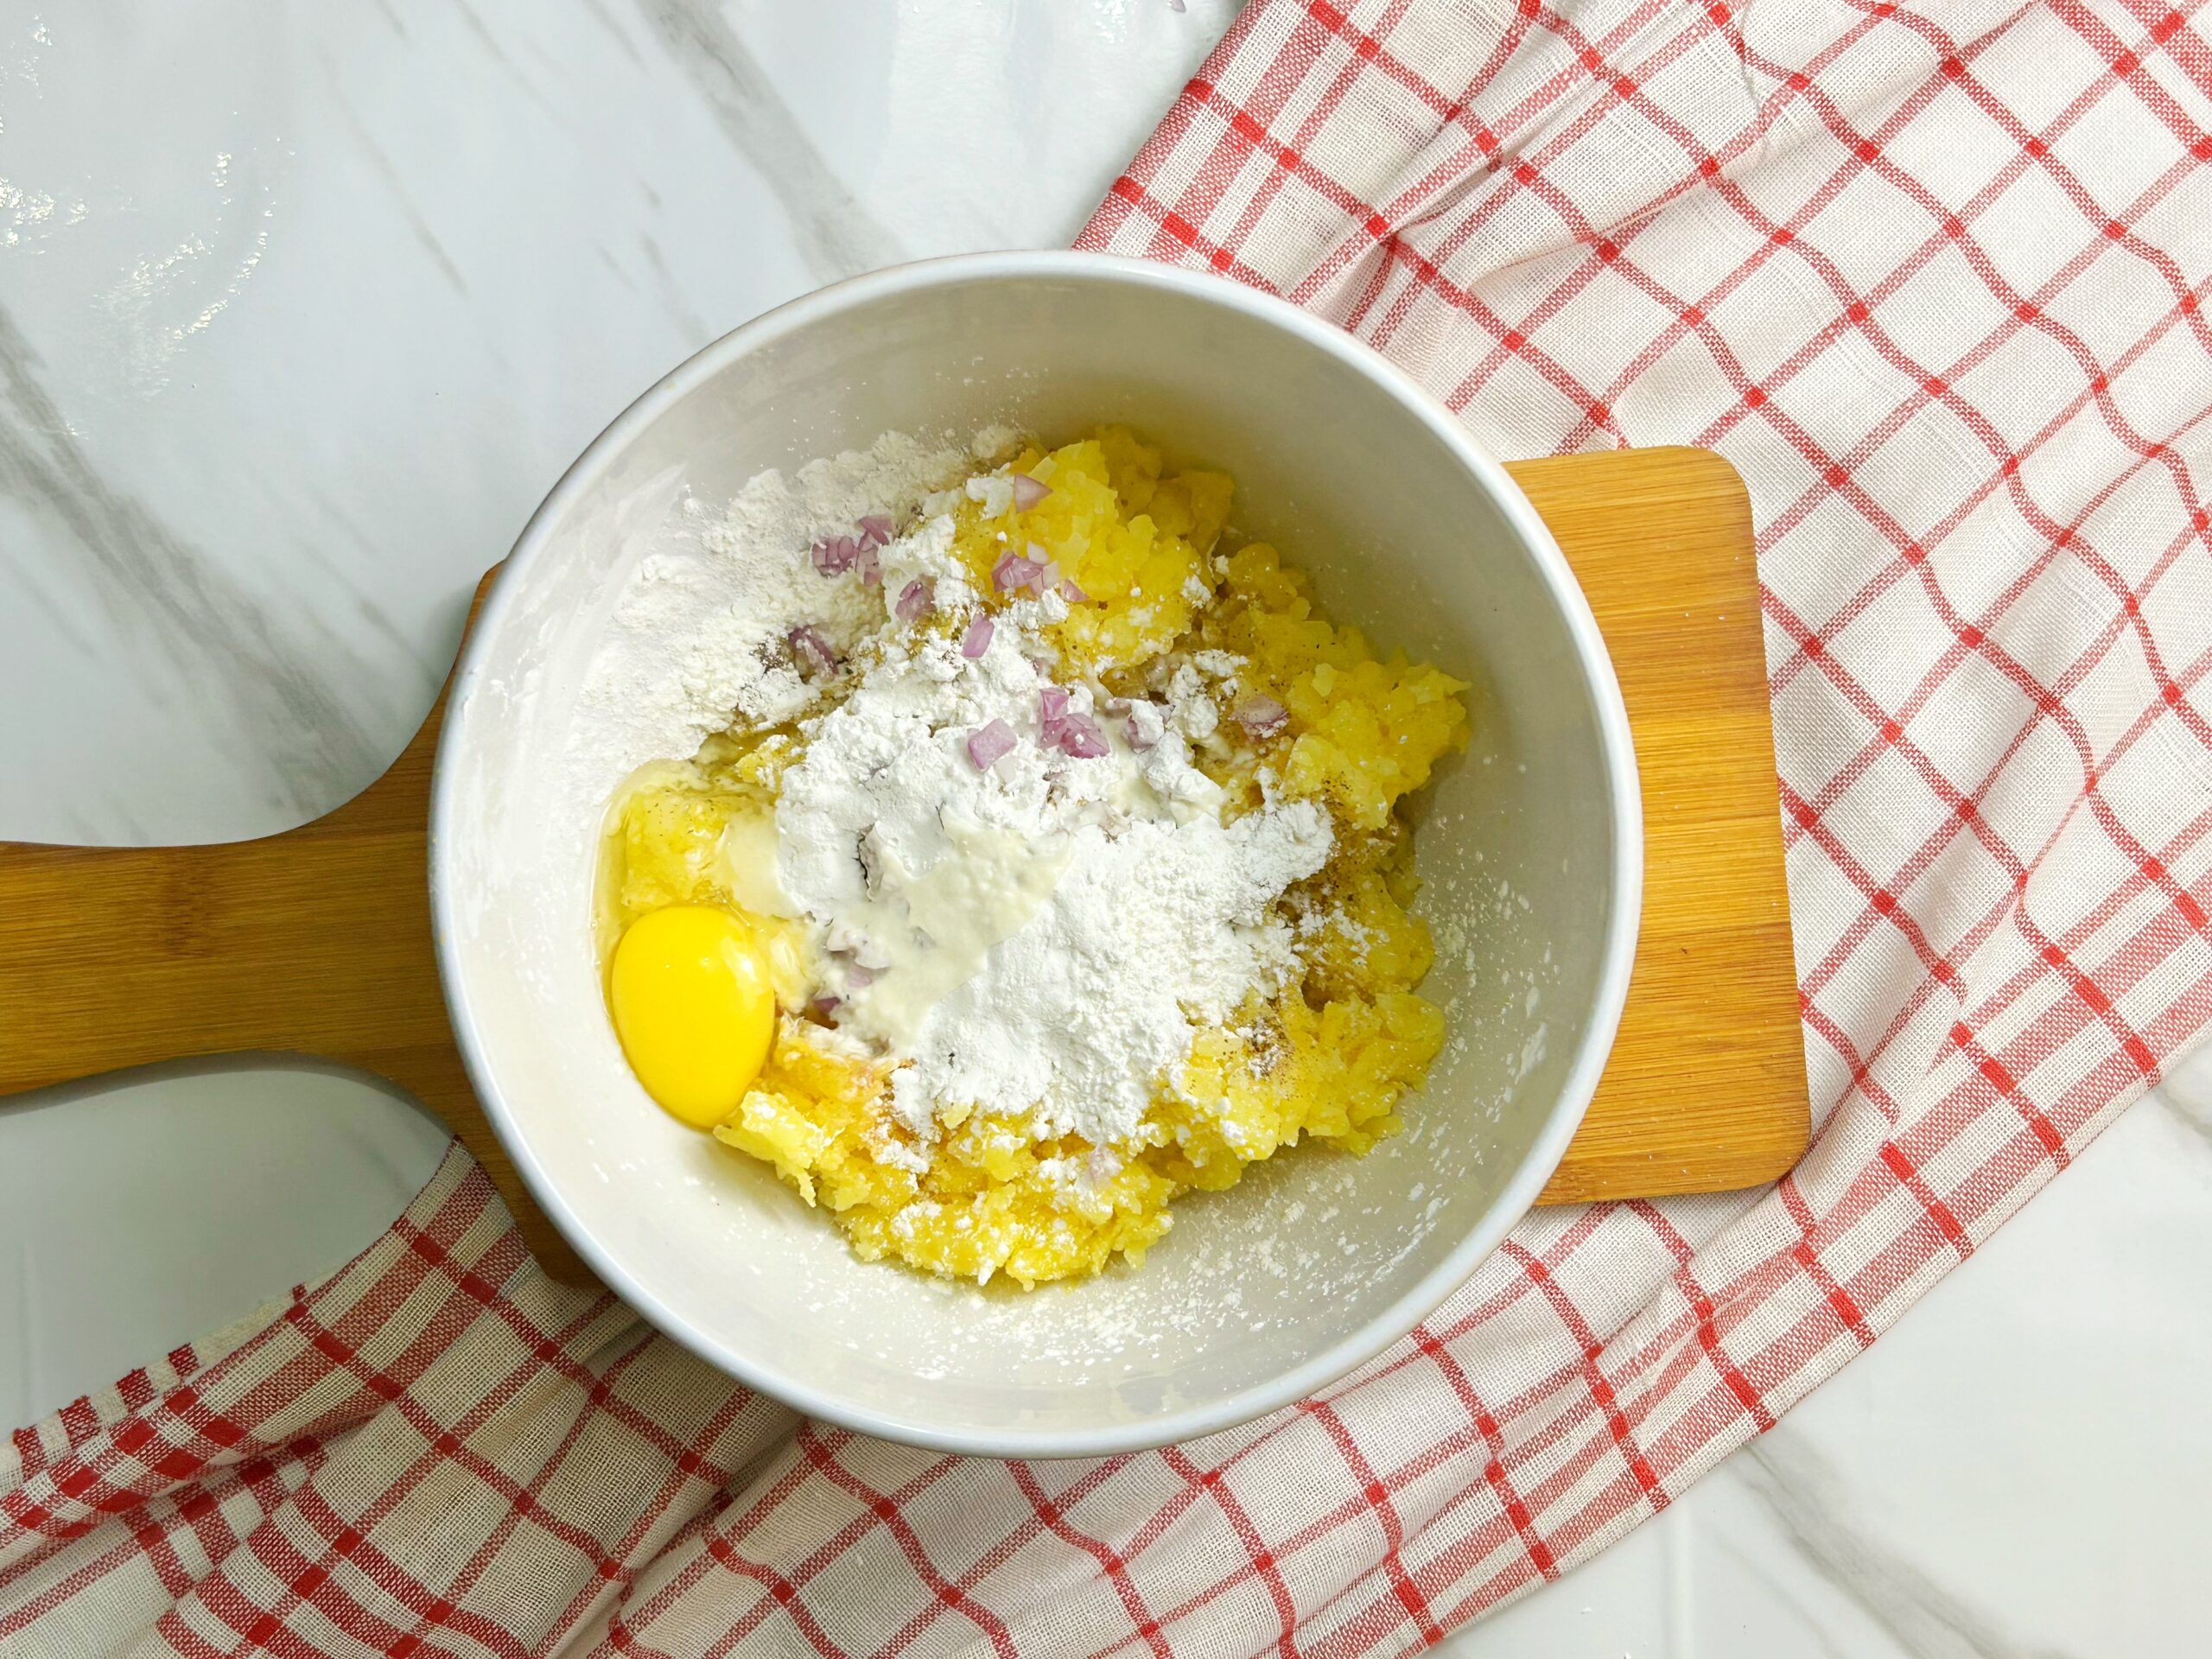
[0,449,1808,1294]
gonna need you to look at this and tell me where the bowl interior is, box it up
[435,257,1630,1453]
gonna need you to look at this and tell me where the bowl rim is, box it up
[430,249,1643,1459]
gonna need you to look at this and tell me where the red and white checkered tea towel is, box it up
[7,3,2211,1653]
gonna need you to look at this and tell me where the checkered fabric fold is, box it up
[8,1,2212,1653]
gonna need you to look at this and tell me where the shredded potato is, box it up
[608,429,1469,1286]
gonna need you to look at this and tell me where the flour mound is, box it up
[581,426,1334,1151]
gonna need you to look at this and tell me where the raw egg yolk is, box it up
[609,905,776,1128]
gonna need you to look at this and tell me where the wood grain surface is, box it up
[1510,448,1809,1204]
[0,445,1805,1287]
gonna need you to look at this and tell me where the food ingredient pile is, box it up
[595,427,1468,1287]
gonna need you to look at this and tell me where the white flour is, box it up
[574,429,1003,785]
[579,429,1332,1149]
[893,802,1330,1142]
[777,605,1330,1145]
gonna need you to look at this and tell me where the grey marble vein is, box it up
[1733,1436,2082,1659]
[2162,1086,2212,1155]
[0,305,378,823]
[631,0,903,282]
[58,804,104,843]
[97,791,151,843]
[583,0,649,68]
[0,535,97,658]
[450,0,569,124]
[637,231,711,344]
[1712,1534,1854,1659]
[597,243,640,292]
[292,486,447,683]
[323,73,473,298]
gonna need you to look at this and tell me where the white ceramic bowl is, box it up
[432,251,1640,1458]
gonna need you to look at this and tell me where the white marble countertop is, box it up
[3,3,2207,1652]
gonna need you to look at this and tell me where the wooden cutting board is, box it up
[0,446,1806,1287]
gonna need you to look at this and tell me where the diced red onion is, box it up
[1052,712,1109,759]
[992,551,1049,594]
[1058,576,1090,603]
[1125,705,1162,751]
[857,513,893,547]
[788,625,841,676]
[894,578,933,622]
[1011,474,1051,510]
[967,718,1017,770]
[1234,695,1290,738]
[811,535,860,575]
[809,995,840,1018]
[844,963,875,988]
[961,613,995,658]
[1036,677,1109,758]
[855,542,881,586]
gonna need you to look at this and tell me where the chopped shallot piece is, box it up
[855,542,881,585]
[1234,695,1289,738]
[967,718,1017,770]
[811,535,860,575]
[1010,474,1051,510]
[844,963,876,988]
[857,513,893,547]
[1053,712,1110,759]
[894,578,934,621]
[788,625,841,677]
[992,551,1049,594]
[961,613,995,658]
[1057,574,1090,602]
[808,995,840,1018]
[1036,679,1108,759]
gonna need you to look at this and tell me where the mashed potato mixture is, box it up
[600,429,1468,1287]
